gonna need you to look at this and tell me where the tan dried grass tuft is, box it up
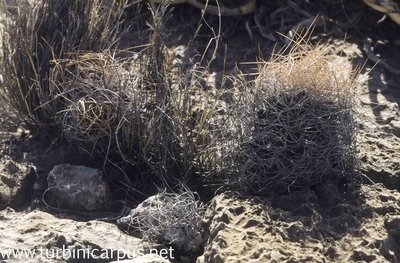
[257,42,356,100]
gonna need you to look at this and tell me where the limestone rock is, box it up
[200,184,400,262]
[357,72,400,190]
[0,208,163,262]
[358,129,400,190]
[46,164,110,211]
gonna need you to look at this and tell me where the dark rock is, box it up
[46,164,110,212]
[0,158,36,210]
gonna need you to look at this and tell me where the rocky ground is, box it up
[0,1,400,263]
[199,184,400,263]
[0,208,168,263]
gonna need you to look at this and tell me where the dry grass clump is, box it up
[48,6,201,187]
[1,0,190,187]
[172,69,236,173]
[1,0,126,128]
[50,49,175,183]
[50,52,137,152]
[192,84,242,180]
[219,41,359,194]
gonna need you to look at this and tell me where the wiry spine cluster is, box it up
[208,43,359,194]
[120,191,205,253]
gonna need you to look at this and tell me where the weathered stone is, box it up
[201,185,399,263]
[358,129,400,190]
[46,164,110,212]
[357,77,400,190]
[0,158,36,210]
[0,208,164,262]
